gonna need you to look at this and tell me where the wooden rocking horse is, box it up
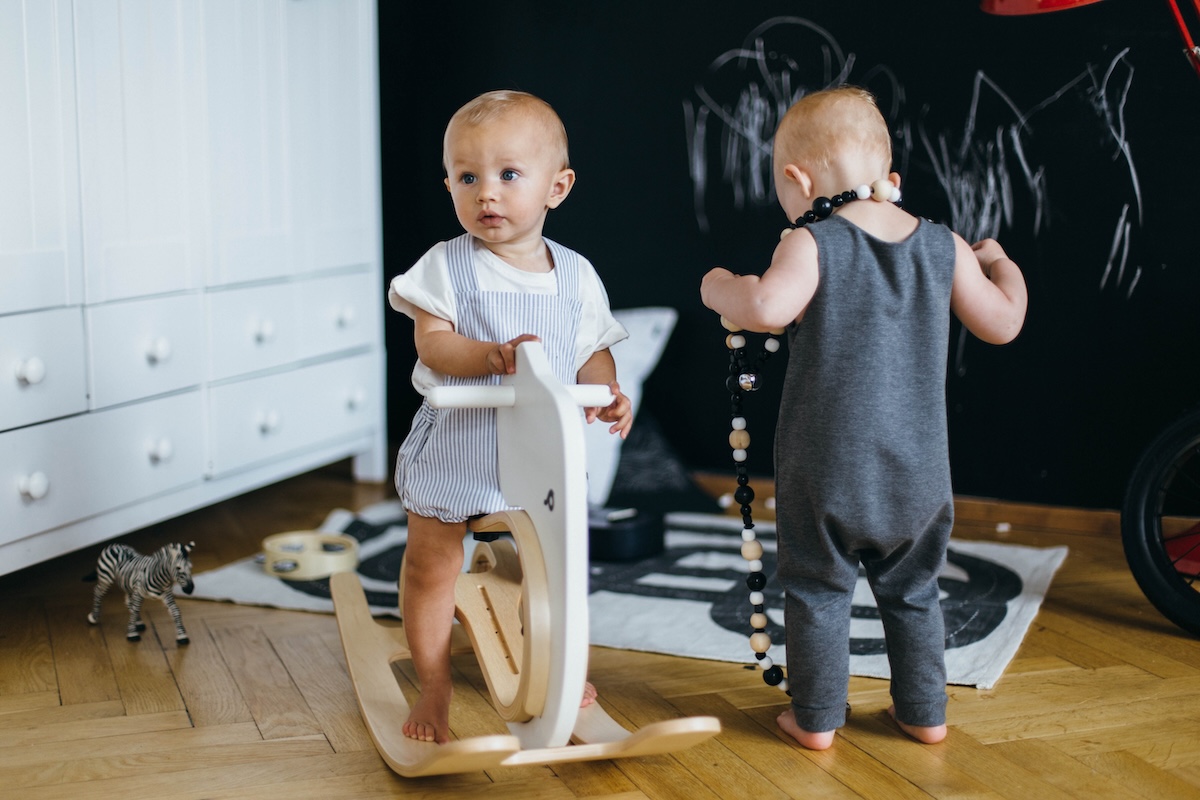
[331,341,720,777]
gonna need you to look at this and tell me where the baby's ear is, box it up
[547,168,576,208]
[782,163,813,196]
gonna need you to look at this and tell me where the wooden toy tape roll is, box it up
[262,531,359,581]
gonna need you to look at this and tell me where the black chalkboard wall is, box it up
[377,0,1200,511]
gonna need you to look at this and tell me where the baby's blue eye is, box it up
[460,174,476,185]
[501,169,518,181]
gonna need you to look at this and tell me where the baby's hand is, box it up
[587,380,633,439]
[486,333,541,375]
[971,239,1008,279]
[700,267,736,311]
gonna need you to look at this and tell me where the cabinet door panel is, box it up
[74,0,205,302]
[203,0,290,285]
[285,0,377,273]
[0,0,82,314]
[297,270,381,359]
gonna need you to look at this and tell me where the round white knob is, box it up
[257,410,281,435]
[18,471,49,500]
[254,319,276,344]
[146,336,172,365]
[346,388,366,410]
[335,305,356,329]
[14,357,46,385]
[147,438,174,464]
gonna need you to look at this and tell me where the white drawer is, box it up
[207,353,379,476]
[297,271,381,359]
[0,391,205,548]
[0,308,88,433]
[206,282,299,381]
[86,293,206,409]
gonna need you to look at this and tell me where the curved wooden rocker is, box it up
[331,342,720,777]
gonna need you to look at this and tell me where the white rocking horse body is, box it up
[331,341,719,776]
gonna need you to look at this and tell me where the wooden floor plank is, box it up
[45,604,121,707]
[0,598,56,696]
[270,630,375,753]
[209,623,323,740]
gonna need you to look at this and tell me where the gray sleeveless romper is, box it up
[395,234,583,523]
[774,215,955,731]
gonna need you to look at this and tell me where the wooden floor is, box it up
[2,460,1199,799]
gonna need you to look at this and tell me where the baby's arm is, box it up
[412,306,539,377]
[949,236,1028,345]
[700,228,819,331]
[577,348,632,439]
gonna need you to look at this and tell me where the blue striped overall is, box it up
[396,234,583,523]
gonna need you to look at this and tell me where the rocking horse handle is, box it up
[428,384,614,409]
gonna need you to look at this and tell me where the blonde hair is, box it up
[444,90,571,170]
[773,86,892,176]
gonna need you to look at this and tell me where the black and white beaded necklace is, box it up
[723,178,901,694]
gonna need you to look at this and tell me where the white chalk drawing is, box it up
[685,18,1146,326]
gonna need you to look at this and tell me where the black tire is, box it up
[1121,406,1200,637]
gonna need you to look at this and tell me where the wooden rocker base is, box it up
[331,571,721,777]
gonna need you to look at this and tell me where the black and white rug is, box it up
[192,502,1067,689]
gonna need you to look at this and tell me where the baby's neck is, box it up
[481,238,554,273]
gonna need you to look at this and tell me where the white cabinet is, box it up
[0,0,386,577]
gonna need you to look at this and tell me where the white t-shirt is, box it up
[389,237,628,395]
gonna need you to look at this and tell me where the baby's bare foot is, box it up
[776,709,835,750]
[887,706,946,744]
[581,681,597,707]
[404,689,452,744]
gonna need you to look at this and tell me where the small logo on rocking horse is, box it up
[543,489,555,512]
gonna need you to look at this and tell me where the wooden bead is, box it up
[871,178,893,201]
[750,612,768,629]
[728,429,750,450]
[720,316,742,332]
[750,632,772,653]
[741,540,763,561]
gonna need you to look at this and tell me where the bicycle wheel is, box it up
[1121,406,1200,636]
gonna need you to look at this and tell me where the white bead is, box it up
[779,227,793,240]
[890,185,902,203]
[731,416,747,430]
[730,334,746,349]
[855,184,871,200]
[748,559,763,572]
[758,655,773,670]
[750,591,764,605]
[778,678,789,692]
[764,338,780,352]
[732,448,747,462]
[742,528,756,541]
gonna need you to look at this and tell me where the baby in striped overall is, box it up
[701,86,1027,750]
[389,90,633,744]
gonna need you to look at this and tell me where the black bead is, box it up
[843,190,857,203]
[740,504,753,516]
[734,485,755,505]
[812,196,833,219]
[755,651,766,660]
[753,604,765,613]
[831,194,844,207]
[725,375,741,393]
[737,473,749,485]
[763,665,784,686]
[803,210,817,223]
[746,572,766,591]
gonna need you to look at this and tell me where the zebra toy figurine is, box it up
[87,541,196,644]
